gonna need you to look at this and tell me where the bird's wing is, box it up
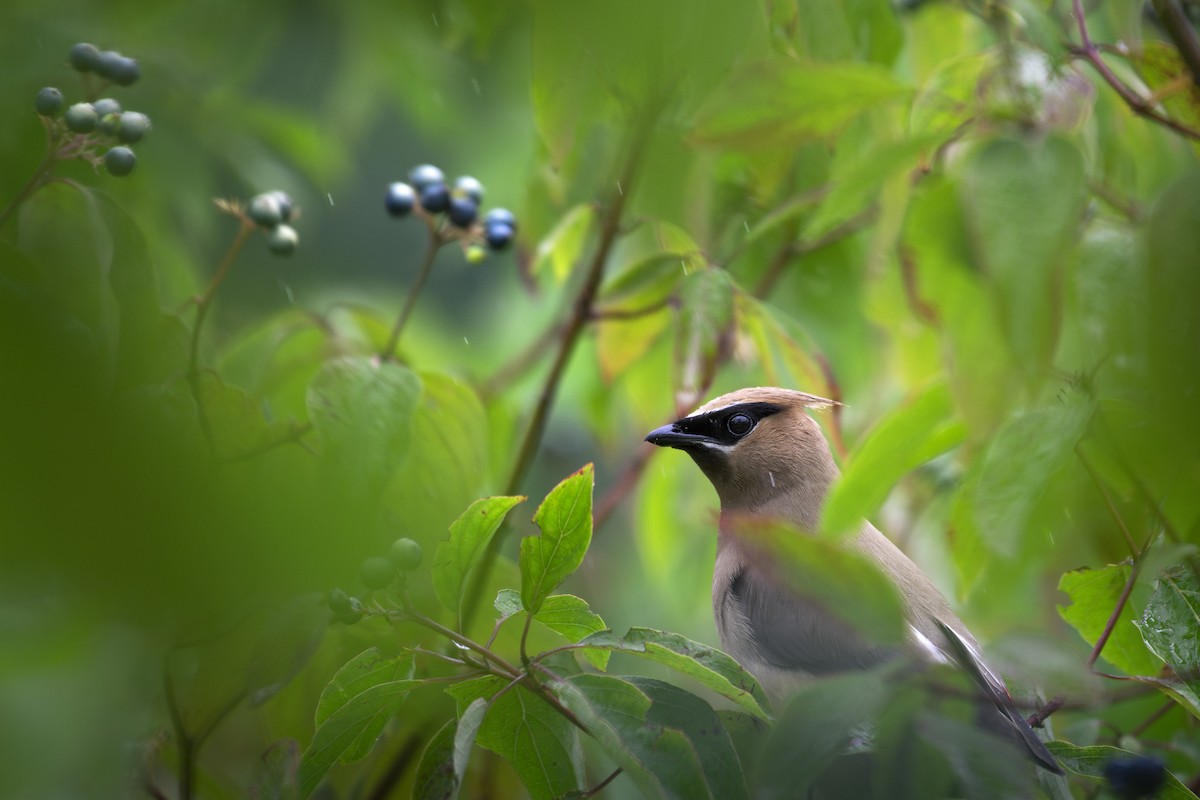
[724,566,899,674]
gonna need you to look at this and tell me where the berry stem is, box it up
[0,122,60,233]
[187,218,256,449]
[381,229,442,361]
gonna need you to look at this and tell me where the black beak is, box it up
[645,422,711,450]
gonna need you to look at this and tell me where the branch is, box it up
[0,121,59,232]
[582,767,624,797]
[382,229,443,361]
[1088,559,1140,670]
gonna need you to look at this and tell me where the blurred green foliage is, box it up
[2,0,1199,797]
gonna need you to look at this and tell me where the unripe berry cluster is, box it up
[34,43,152,178]
[246,191,299,256]
[326,538,424,625]
[385,164,517,260]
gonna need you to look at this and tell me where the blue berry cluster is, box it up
[1104,755,1168,799]
[35,43,151,178]
[246,191,299,256]
[386,164,517,260]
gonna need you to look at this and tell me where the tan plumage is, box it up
[645,387,1060,773]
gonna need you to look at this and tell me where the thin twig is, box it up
[753,207,877,298]
[0,145,58,232]
[898,245,940,326]
[582,767,624,798]
[1087,560,1140,670]
[1149,0,1200,87]
[383,230,443,361]
[1077,447,1140,559]
[162,668,196,800]
[1130,699,1177,737]
[1026,696,1066,728]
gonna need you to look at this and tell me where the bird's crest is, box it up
[690,387,838,418]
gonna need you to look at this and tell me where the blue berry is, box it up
[64,103,98,133]
[96,50,140,86]
[408,164,445,193]
[35,87,63,117]
[267,224,298,256]
[116,111,151,143]
[1104,756,1167,799]
[268,191,294,222]
[92,98,121,118]
[68,43,102,73]
[104,146,137,177]
[385,182,416,217]
[419,183,450,213]
[484,222,515,250]
[447,196,477,228]
[484,207,517,233]
[248,193,284,227]
[452,175,484,205]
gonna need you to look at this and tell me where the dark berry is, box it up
[419,183,450,214]
[360,556,395,589]
[337,598,365,625]
[35,87,63,117]
[68,42,102,73]
[267,224,298,256]
[92,98,121,118]
[64,103,98,133]
[484,222,515,250]
[447,196,477,228]
[98,113,121,137]
[388,538,424,571]
[1104,756,1167,799]
[385,182,416,217]
[408,164,445,193]
[268,191,294,222]
[328,588,352,614]
[484,207,517,233]
[116,111,151,143]
[104,146,136,177]
[248,193,284,227]
[452,176,484,204]
[96,51,140,86]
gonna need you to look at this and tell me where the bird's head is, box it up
[645,387,840,518]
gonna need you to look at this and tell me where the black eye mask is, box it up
[671,402,784,447]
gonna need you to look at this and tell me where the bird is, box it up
[644,386,1061,773]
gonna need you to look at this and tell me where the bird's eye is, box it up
[727,413,754,437]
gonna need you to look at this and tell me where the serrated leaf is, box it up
[755,666,896,799]
[433,496,526,614]
[533,204,595,282]
[576,627,770,719]
[535,595,609,670]
[1057,565,1161,676]
[306,356,421,493]
[413,718,458,800]
[822,382,964,538]
[974,395,1093,556]
[1046,742,1197,799]
[299,678,421,797]
[314,649,415,727]
[692,59,910,148]
[520,464,594,615]
[553,674,714,800]
[446,675,582,799]
[494,588,523,618]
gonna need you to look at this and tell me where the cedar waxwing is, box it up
[645,387,1061,773]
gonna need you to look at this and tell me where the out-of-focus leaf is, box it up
[446,675,582,800]
[219,309,332,424]
[1130,41,1200,132]
[413,719,458,800]
[433,496,526,614]
[576,627,770,719]
[197,371,294,459]
[716,710,768,777]
[916,712,1033,799]
[675,268,734,409]
[552,674,714,800]
[246,595,328,707]
[960,136,1086,378]
[1047,742,1197,799]
[307,356,421,494]
[1135,566,1200,716]
[250,740,300,800]
[725,518,907,647]
[755,666,896,798]
[520,463,594,615]
[600,220,701,304]
[738,297,828,394]
[872,687,954,800]
[822,382,964,538]
[1057,565,1161,676]
[692,60,910,148]
[453,698,488,788]
[974,394,1093,556]
[314,649,415,728]
[533,204,595,282]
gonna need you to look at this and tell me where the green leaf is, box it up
[433,496,526,614]
[552,674,715,800]
[916,711,1033,799]
[494,588,524,618]
[755,666,896,798]
[446,676,582,800]
[453,698,488,785]
[306,356,421,493]
[197,371,293,459]
[675,268,735,408]
[536,594,610,670]
[314,649,415,727]
[412,718,458,800]
[1135,566,1200,717]
[1131,41,1200,132]
[821,382,964,538]
[298,678,421,797]
[974,395,1093,557]
[520,464,595,615]
[724,518,907,647]
[1057,565,1161,676]
[576,627,770,719]
[1047,742,1197,799]
[692,59,910,149]
[533,204,595,282]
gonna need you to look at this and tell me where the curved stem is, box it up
[0,129,59,233]
[382,230,442,361]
